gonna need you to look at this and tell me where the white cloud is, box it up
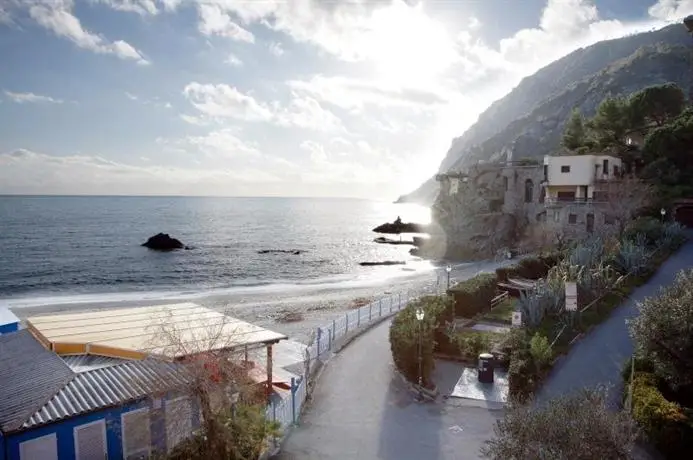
[649,0,693,20]
[184,129,261,159]
[225,52,243,66]
[94,0,159,16]
[0,5,12,24]
[182,82,344,132]
[28,1,149,64]
[197,4,255,42]
[125,91,138,101]
[4,90,63,104]
[124,91,172,109]
[268,41,284,56]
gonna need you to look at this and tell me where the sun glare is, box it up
[367,2,458,87]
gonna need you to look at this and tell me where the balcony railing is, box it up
[544,197,608,206]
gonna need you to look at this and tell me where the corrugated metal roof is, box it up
[24,357,190,430]
[61,354,130,373]
[0,330,75,433]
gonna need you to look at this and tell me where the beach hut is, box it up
[0,303,288,460]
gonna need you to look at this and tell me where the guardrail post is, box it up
[379,299,382,317]
[369,302,372,321]
[291,377,297,424]
[316,328,322,356]
[327,325,332,350]
[398,293,402,309]
[357,307,361,327]
[389,296,393,313]
[345,313,349,334]
[332,319,336,347]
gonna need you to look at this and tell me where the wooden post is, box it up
[244,345,248,362]
[266,344,273,401]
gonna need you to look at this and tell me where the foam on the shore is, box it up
[1,259,446,310]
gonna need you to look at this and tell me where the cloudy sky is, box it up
[0,0,691,198]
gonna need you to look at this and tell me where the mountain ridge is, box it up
[399,24,693,204]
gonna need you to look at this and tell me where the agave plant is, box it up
[614,238,650,275]
[518,290,547,328]
[567,236,605,269]
[659,222,686,250]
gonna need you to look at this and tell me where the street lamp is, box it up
[415,308,425,392]
[446,264,452,291]
[661,208,666,223]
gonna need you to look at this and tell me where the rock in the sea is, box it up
[141,233,185,251]
[359,261,406,266]
[373,236,416,246]
[258,249,304,255]
[372,218,428,234]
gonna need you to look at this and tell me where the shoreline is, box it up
[6,258,510,345]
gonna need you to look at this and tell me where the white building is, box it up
[542,154,622,204]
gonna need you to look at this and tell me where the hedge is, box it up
[449,273,497,318]
[389,296,450,387]
[495,252,562,283]
[630,372,693,457]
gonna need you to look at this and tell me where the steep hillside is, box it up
[399,24,693,204]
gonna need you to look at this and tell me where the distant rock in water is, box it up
[142,233,186,251]
[372,218,428,234]
[359,261,406,266]
[373,236,416,246]
[258,249,304,255]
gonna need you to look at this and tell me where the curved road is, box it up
[275,318,500,460]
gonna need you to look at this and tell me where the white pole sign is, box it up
[512,311,522,327]
[565,281,578,312]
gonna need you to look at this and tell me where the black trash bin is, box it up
[478,353,495,384]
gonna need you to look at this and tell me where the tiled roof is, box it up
[0,330,74,433]
[24,357,190,430]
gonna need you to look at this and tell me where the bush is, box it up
[389,296,450,386]
[630,372,693,457]
[495,253,561,283]
[449,273,497,317]
[624,217,667,247]
[529,333,553,371]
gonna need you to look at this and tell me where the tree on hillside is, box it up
[599,175,654,236]
[587,96,630,153]
[561,108,591,152]
[629,268,693,390]
[628,83,685,128]
[641,108,693,201]
[481,388,638,460]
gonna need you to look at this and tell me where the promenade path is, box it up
[275,318,500,460]
[537,240,693,407]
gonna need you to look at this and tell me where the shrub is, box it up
[389,296,450,386]
[629,269,693,390]
[529,333,553,371]
[482,388,638,460]
[624,217,665,247]
[449,273,497,317]
[614,238,650,276]
[517,290,547,328]
[630,372,693,457]
[495,253,562,283]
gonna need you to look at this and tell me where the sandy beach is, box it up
[8,258,511,345]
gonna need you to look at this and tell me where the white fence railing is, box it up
[264,280,447,432]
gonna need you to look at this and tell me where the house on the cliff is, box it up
[434,153,625,254]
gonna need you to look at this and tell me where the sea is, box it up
[0,196,434,310]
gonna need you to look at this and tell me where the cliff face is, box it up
[399,24,693,204]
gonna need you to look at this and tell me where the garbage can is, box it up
[478,353,495,384]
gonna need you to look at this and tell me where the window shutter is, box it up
[122,408,151,460]
[166,397,193,452]
[20,434,58,460]
[75,420,107,460]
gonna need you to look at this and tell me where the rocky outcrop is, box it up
[372,218,429,234]
[141,233,186,251]
[373,236,416,245]
[359,261,406,266]
[398,24,693,205]
[258,249,304,255]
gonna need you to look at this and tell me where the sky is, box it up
[0,0,692,199]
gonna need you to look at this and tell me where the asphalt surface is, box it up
[537,240,693,407]
[275,318,501,460]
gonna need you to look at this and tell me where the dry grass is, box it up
[276,310,304,323]
[350,297,373,309]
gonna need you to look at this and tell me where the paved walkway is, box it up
[537,241,693,407]
[275,318,501,460]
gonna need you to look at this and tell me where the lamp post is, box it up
[415,308,425,393]
[446,264,452,291]
[661,207,666,223]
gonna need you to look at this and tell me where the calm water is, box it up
[0,196,430,303]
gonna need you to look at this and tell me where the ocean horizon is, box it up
[0,195,432,309]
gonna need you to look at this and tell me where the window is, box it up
[557,191,576,202]
[603,159,609,175]
[503,176,508,191]
[20,434,58,460]
[614,165,620,177]
[122,408,151,459]
[543,164,548,181]
[449,178,459,195]
[604,214,616,225]
[561,165,571,173]
[74,420,106,460]
[568,214,577,224]
[539,187,546,204]
[524,179,534,203]
[553,211,561,223]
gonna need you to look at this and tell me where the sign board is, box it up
[511,311,522,327]
[565,281,578,312]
